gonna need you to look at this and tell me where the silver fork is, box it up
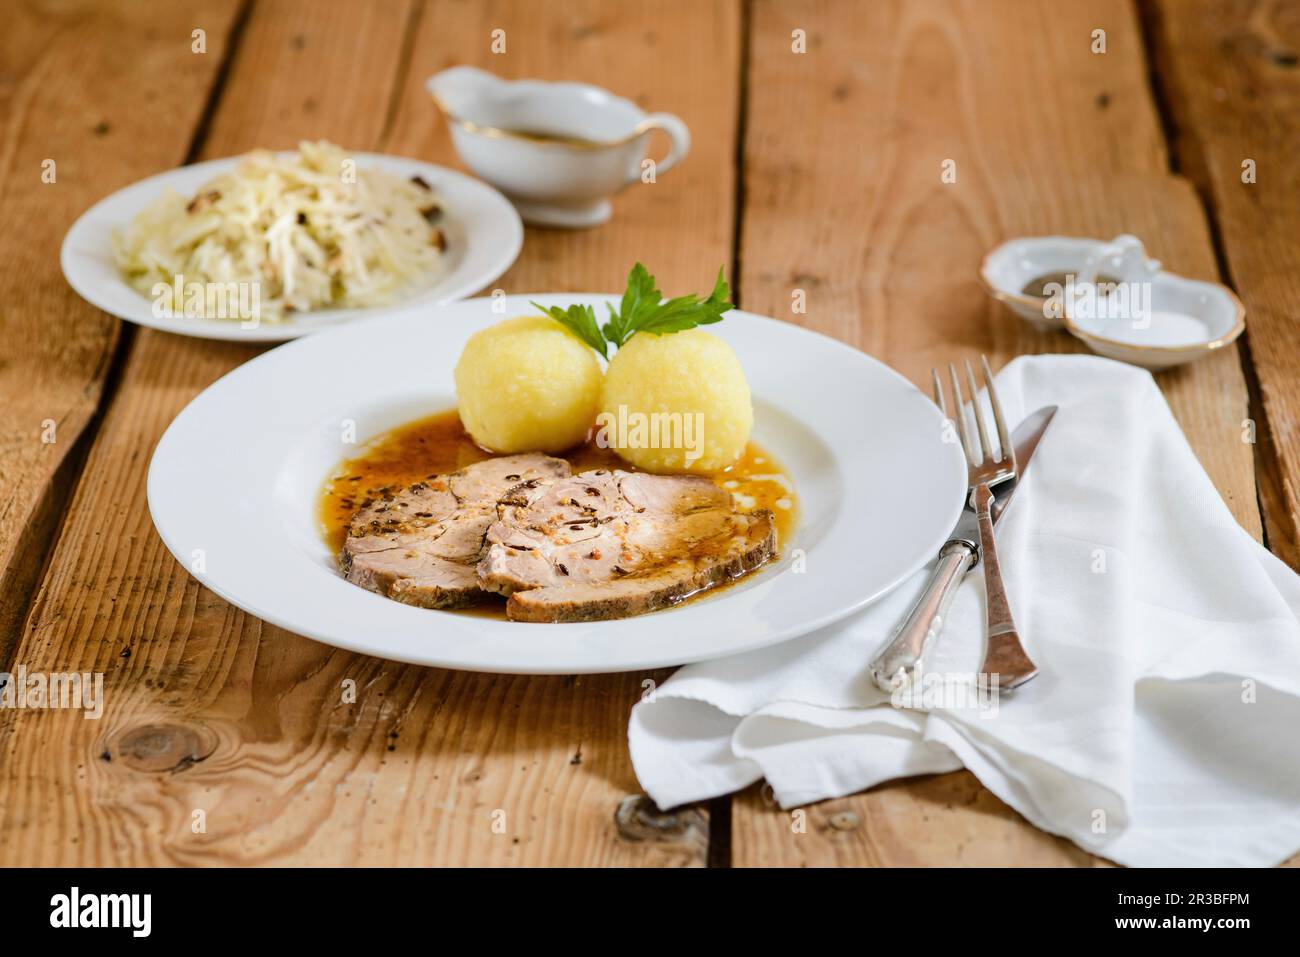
[938,356,1038,690]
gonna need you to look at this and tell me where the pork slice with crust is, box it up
[341,453,570,608]
[477,468,777,622]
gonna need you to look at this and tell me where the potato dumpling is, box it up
[599,329,752,473]
[455,315,603,453]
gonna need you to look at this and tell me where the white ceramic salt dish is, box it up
[1063,235,1245,371]
[427,66,691,229]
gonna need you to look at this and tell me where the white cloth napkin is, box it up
[629,354,1300,867]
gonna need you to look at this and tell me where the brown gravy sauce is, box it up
[318,410,798,615]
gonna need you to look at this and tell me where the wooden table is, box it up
[2,0,1296,867]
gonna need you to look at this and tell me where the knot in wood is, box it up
[614,794,706,845]
[108,723,217,773]
[828,810,861,831]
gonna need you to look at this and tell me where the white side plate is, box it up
[147,296,967,673]
[61,152,523,342]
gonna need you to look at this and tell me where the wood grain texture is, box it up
[1145,0,1300,570]
[731,0,1261,866]
[0,0,737,866]
[0,0,242,663]
[732,779,1109,867]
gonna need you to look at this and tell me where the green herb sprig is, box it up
[531,302,608,358]
[533,263,733,359]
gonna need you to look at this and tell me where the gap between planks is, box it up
[1136,0,1299,571]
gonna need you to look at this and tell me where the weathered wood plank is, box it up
[0,0,739,866]
[731,0,1260,866]
[0,0,243,663]
[1146,0,1300,569]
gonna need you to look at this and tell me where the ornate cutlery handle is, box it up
[869,539,976,693]
[972,483,1038,688]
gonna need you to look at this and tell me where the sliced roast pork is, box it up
[479,469,776,622]
[342,453,570,608]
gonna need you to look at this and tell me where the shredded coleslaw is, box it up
[112,141,447,321]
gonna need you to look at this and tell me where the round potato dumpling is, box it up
[454,315,603,453]
[599,329,752,473]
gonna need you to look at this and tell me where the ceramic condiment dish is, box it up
[982,233,1245,369]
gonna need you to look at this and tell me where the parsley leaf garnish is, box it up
[539,263,733,356]
[531,301,608,358]
[601,263,663,349]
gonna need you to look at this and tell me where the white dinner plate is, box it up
[61,152,523,342]
[147,296,967,673]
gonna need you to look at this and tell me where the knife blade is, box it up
[868,405,1058,693]
[992,404,1055,523]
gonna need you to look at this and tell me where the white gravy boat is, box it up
[427,66,690,228]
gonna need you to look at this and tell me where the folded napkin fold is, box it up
[629,354,1300,867]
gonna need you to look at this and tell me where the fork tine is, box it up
[948,363,975,465]
[931,368,946,416]
[981,355,1013,467]
[965,359,990,466]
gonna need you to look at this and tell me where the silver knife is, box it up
[868,405,1057,693]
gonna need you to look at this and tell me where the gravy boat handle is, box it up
[630,113,691,182]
